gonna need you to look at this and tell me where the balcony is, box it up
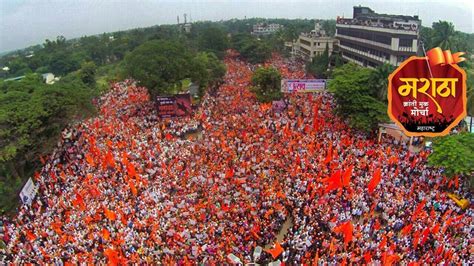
[336,34,391,50]
[339,44,390,64]
[336,22,418,36]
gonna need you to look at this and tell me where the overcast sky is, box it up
[0,0,473,52]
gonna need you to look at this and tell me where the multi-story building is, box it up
[292,22,338,61]
[336,6,421,68]
[251,23,283,36]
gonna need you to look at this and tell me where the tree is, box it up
[321,20,336,37]
[190,52,226,96]
[251,67,282,103]
[428,133,474,185]
[123,40,193,96]
[306,44,329,78]
[431,21,456,50]
[231,34,272,64]
[197,26,229,58]
[369,63,395,103]
[79,61,97,87]
[0,73,95,210]
[328,63,389,131]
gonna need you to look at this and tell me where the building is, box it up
[42,73,56,84]
[251,23,283,36]
[336,6,421,68]
[183,23,192,33]
[292,22,338,61]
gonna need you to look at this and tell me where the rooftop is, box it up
[337,6,420,32]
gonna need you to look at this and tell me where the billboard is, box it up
[20,178,38,205]
[156,94,192,118]
[281,79,327,93]
[175,93,193,116]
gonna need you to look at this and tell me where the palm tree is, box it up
[431,21,456,50]
[370,63,394,102]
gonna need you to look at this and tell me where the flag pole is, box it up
[421,41,434,78]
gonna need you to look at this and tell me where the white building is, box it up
[292,22,338,61]
[251,23,283,36]
[42,73,56,84]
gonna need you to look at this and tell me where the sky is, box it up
[0,0,473,53]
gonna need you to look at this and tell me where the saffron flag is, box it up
[104,248,119,265]
[325,170,342,192]
[104,207,117,221]
[412,199,427,221]
[342,165,353,187]
[367,167,382,194]
[104,150,116,169]
[225,168,234,179]
[324,143,333,164]
[26,230,37,241]
[400,224,413,236]
[129,180,138,196]
[333,221,353,245]
[265,242,284,259]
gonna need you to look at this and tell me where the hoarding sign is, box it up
[156,94,192,118]
[281,79,327,93]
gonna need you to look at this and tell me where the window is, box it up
[399,38,413,47]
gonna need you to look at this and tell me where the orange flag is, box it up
[104,248,119,265]
[363,251,372,263]
[367,167,382,194]
[342,165,353,187]
[325,170,342,192]
[127,163,137,178]
[411,199,427,221]
[104,207,117,221]
[379,235,387,249]
[102,228,110,241]
[333,221,353,246]
[324,143,333,164]
[276,191,286,199]
[129,180,138,196]
[26,230,37,241]
[265,242,284,259]
[85,153,95,166]
[400,224,413,236]
[225,168,234,179]
[72,193,86,211]
[104,150,116,169]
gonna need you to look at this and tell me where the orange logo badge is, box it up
[388,47,467,137]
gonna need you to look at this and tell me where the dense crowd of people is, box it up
[1,51,472,264]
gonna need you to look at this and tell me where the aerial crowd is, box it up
[1,51,472,264]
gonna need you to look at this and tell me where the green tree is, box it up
[231,34,272,64]
[79,61,97,87]
[328,63,389,131]
[197,26,229,58]
[190,52,226,96]
[431,21,456,50]
[123,40,193,96]
[321,20,336,37]
[251,67,282,103]
[306,44,329,78]
[428,133,474,185]
[0,74,95,212]
[369,63,395,103]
